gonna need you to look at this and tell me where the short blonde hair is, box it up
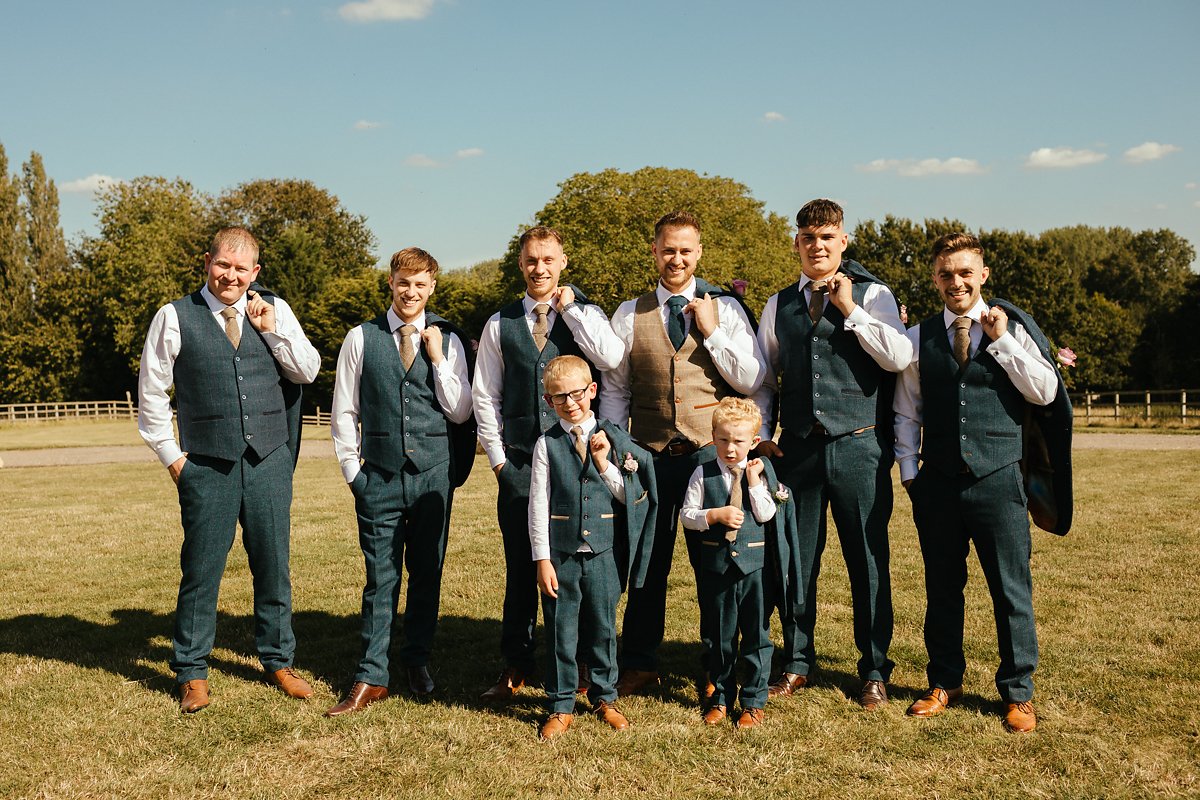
[390,247,440,277]
[209,227,259,262]
[711,396,762,432]
[542,355,592,390]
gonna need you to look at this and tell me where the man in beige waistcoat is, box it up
[599,210,766,696]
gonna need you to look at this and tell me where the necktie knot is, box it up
[398,323,418,369]
[220,306,241,349]
[807,281,828,323]
[810,280,829,295]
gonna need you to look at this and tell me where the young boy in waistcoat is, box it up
[682,397,798,729]
[529,356,657,741]
[325,247,474,716]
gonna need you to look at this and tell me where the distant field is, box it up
[0,445,1197,798]
[0,420,334,450]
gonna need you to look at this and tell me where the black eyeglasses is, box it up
[544,387,589,406]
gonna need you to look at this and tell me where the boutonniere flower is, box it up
[622,452,639,474]
[774,484,790,505]
[1056,347,1077,368]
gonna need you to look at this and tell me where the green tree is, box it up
[213,179,377,314]
[73,176,212,397]
[19,152,68,280]
[303,269,390,408]
[428,259,511,340]
[499,167,794,314]
[846,215,969,323]
[0,143,31,327]
[0,320,82,402]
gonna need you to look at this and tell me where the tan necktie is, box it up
[533,303,550,351]
[399,324,417,370]
[220,307,240,349]
[570,425,587,463]
[952,316,972,369]
[726,465,744,542]
[808,281,828,323]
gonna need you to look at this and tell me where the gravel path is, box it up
[1,433,1196,469]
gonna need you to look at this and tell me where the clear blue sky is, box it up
[3,0,1198,270]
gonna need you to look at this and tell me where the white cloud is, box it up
[1025,147,1107,169]
[1186,182,1198,190]
[60,174,121,194]
[1154,203,1168,210]
[763,111,785,123]
[404,153,440,168]
[858,157,985,177]
[1124,141,1180,164]
[455,147,484,159]
[339,0,435,22]
[1194,200,1200,209]
[353,119,383,130]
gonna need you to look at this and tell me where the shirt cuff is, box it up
[485,445,507,469]
[987,331,1021,357]
[531,545,551,561]
[844,305,872,329]
[898,457,919,483]
[156,441,184,469]
[340,459,361,484]
[703,328,731,351]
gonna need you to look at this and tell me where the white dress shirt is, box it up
[681,458,776,530]
[893,299,1060,482]
[331,307,473,483]
[527,415,627,561]
[752,276,913,440]
[600,279,766,428]
[472,294,625,469]
[137,285,320,468]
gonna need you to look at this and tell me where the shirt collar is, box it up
[387,306,426,334]
[558,414,597,435]
[942,298,989,329]
[523,294,557,316]
[656,279,696,306]
[200,284,248,315]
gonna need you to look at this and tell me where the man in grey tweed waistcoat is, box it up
[895,232,1059,734]
[137,227,320,712]
[472,226,626,701]
[752,199,913,709]
[325,247,473,717]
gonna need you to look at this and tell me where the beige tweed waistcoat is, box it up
[628,292,733,450]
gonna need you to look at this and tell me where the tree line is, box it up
[0,148,1195,409]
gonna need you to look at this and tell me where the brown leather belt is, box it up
[653,439,699,457]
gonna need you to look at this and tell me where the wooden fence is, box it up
[1070,389,1197,424]
[1,399,137,422]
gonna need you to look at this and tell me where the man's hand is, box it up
[686,293,719,338]
[421,325,444,365]
[826,273,857,316]
[245,290,276,333]
[745,457,764,486]
[753,440,783,459]
[536,560,559,598]
[981,305,1008,340]
[589,429,612,471]
[168,456,187,485]
[493,462,506,478]
[707,505,745,529]
[554,285,575,312]
[902,478,914,491]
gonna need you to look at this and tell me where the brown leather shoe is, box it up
[615,669,660,697]
[480,667,527,701]
[699,673,716,704]
[736,707,765,729]
[1003,700,1037,733]
[906,686,963,717]
[702,704,727,726]
[767,672,808,698]
[179,679,209,713]
[593,701,629,731]
[267,667,313,700]
[407,666,434,698]
[538,712,574,741]
[860,680,889,710]
[325,682,389,717]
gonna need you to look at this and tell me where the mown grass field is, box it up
[0,426,1197,798]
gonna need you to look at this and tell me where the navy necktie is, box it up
[666,295,687,351]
